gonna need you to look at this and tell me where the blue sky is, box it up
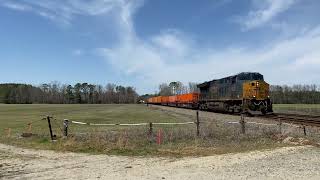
[0,0,319,94]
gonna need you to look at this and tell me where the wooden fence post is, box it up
[278,118,282,134]
[157,129,162,145]
[47,116,55,141]
[27,123,32,133]
[63,119,69,137]
[5,128,11,138]
[148,122,153,142]
[240,114,246,134]
[303,126,307,136]
[196,111,200,137]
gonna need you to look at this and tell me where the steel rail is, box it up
[260,113,320,127]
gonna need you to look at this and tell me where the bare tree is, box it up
[159,83,172,96]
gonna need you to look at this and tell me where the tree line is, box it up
[0,83,138,104]
[1,83,320,104]
[270,85,320,104]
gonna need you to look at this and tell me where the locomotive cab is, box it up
[242,80,273,114]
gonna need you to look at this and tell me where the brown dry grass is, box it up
[3,104,315,156]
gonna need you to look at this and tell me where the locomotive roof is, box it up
[197,72,263,88]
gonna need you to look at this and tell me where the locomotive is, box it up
[147,72,273,115]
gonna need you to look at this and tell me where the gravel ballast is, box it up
[1,143,320,180]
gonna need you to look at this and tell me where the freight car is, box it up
[176,93,199,108]
[147,72,273,115]
[152,93,199,108]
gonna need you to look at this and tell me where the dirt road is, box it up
[1,144,320,180]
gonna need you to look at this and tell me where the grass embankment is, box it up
[0,104,288,156]
[273,104,320,115]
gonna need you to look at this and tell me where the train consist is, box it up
[147,72,273,115]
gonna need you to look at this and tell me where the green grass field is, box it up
[0,104,203,156]
[273,104,320,115]
[2,104,319,137]
[0,104,188,136]
[0,104,301,156]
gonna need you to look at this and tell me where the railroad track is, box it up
[260,113,320,127]
[151,104,320,127]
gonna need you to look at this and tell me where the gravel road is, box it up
[1,143,320,180]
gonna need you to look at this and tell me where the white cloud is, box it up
[0,0,141,25]
[72,49,83,56]
[1,1,32,11]
[2,0,319,93]
[151,30,193,59]
[97,21,320,92]
[238,0,298,30]
[86,0,320,93]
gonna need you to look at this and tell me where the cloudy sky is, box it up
[0,0,319,94]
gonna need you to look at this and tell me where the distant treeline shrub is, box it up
[270,85,320,104]
[1,83,319,104]
[0,83,138,104]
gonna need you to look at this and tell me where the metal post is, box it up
[47,116,54,141]
[63,119,69,137]
[196,111,200,137]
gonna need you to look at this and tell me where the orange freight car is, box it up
[168,95,177,105]
[177,93,199,103]
[161,96,169,105]
[168,96,177,102]
[147,97,153,104]
[176,93,199,108]
[155,96,162,104]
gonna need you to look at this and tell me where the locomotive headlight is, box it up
[256,82,260,87]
